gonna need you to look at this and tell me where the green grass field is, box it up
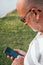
[0,10,37,65]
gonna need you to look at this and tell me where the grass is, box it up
[0,10,37,65]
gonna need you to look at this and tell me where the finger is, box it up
[14,49,26,56]
[7,55,14,60]
[17,55,24,59]
[10,56,14,60]
[7,55,11,58]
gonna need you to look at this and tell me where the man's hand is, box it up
[11,55,24,65]
[7,49,26,65]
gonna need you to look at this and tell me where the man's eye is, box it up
[38,9,42,12]
[28,9,31,12]
[32,10,37,15]
[34,12,37,15]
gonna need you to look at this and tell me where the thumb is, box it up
[14,49,26,56]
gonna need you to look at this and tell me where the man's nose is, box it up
[36,14,39,21]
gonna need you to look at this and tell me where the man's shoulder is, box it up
[29,32,40,49]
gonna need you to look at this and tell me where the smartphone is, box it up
[4,47,24,58]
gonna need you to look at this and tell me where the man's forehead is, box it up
[34,5,43,11]
[17,0,43,8]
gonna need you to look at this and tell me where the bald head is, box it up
[16,0,29,16]
[16,0,43,16]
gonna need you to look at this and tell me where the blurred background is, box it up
[0,0,37,65]
[0,0,17,17]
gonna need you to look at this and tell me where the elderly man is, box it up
[7,0,43,65]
